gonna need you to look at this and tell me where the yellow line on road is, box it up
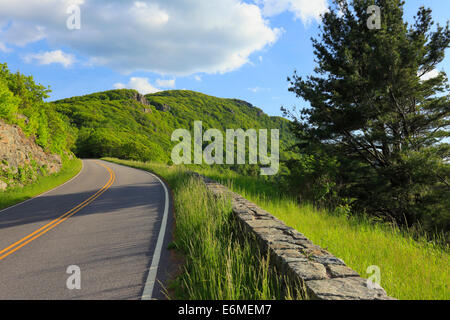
[0,161,116,261]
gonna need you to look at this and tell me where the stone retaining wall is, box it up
[194,173,395,300]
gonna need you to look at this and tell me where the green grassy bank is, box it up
[103,158,297,300]
[103,159,449,300]
[0,158,82,211]
[194,166,450,300]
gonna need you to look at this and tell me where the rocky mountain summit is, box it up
[132,92,149,106]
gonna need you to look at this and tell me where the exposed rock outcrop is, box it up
[231,99,265,117]
[153,101,171,112]
[132,92,149,106]
[232,99,254,108]
[0,120,62,191]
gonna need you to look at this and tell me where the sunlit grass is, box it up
[103,158,292,300]
[103,158,449,300]
[249,197,448,300]
[0,158,82,210]
[194,167,450,300]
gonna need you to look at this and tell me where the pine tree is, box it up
[284,0,449,235]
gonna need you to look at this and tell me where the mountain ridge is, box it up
[51,88,294,163]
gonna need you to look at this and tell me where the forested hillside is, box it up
[0,63,75,157]
[52,89,294,164]
[1,59,294,186]
[0,63,76,190]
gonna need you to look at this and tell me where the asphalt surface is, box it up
[0,159,173,300]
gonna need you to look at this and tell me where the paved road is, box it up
[0,159,173,300]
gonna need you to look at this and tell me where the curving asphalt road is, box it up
[0,159,173,300]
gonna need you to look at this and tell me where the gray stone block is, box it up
[289,261,328,281]
[306,277,392,300]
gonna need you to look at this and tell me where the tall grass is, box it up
[103,159,449,300]
[103,158,291,300]
[0,158,82,210]
[171,177,289,299]
[194,167,450,300]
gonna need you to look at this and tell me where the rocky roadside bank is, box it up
[0,120,62,191]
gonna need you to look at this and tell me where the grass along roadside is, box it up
[193,166,450,300]
[102,158,297,300]
[104,159,448,300]
[0,158,82,211]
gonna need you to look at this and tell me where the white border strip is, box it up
[141,170,170,300]
[0,159,84,214]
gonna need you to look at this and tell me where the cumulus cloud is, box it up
[255,0,328,23]
[2,23,46,47]
[114,77,161,94]
[22,50,76,67]
[129,1,170,28]
[0,42,11,52]
[156,79,176,88]
[248,86,270,93]
[0,0,281,75]
[420,69,440,81]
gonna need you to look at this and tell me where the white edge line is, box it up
[0,159,85,214]
[97,160,170,300]
[140,170,170,300]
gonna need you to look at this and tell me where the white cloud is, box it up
[156,79,176,88]
[194,75,202,82]
[420,69,440,81]
[0,42,11,52]
[248,86,270,93]
[2,23,46,46]
[129,1,169,28]
[0,0,281,75]
[22,50,75,67]
[255,0,328,24]
[114,77,161,95]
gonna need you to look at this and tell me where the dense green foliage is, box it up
[1,62,294,181]
[283,0,450,239]
[52,89,294,169]
[2,61,294,177]
[0,63,75,157]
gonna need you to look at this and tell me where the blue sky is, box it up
[0,0,448,117]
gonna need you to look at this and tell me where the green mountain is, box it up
[52,89,294,163]
[1,62,293,180]
[0,63,74,158]
[0,63,76,190]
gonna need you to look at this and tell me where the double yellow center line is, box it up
[0,161,116,261]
